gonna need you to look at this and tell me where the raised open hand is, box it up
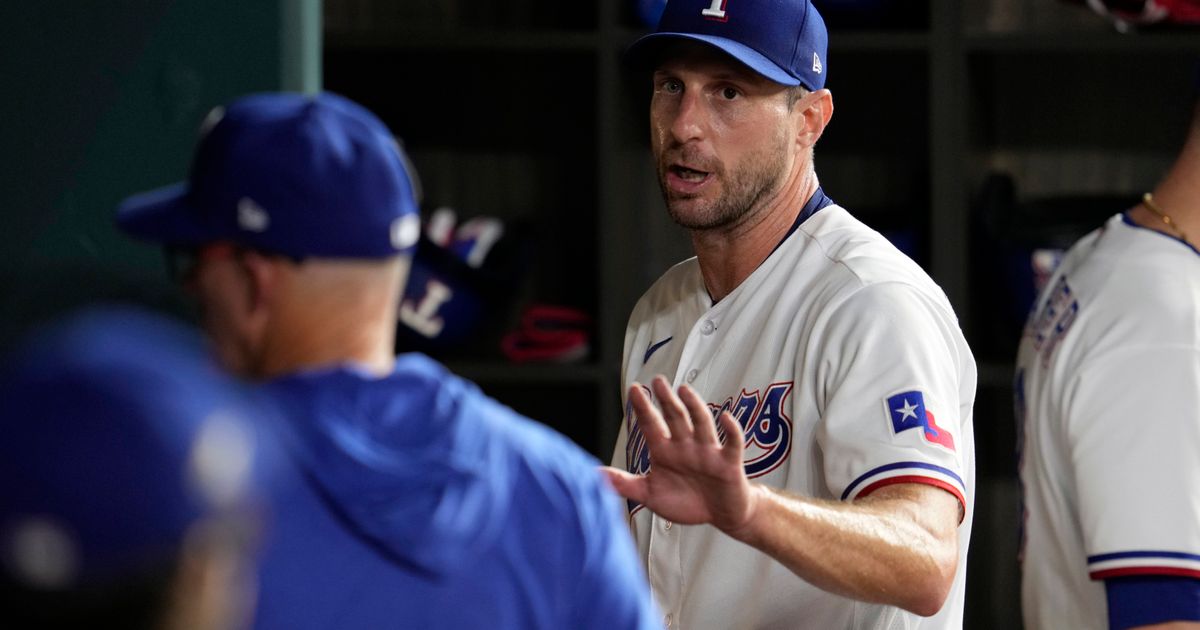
[604,376,760,534]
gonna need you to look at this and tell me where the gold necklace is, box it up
[1142,192,1189,243]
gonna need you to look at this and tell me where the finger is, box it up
[630,382,670,442]
[715,410,745,464]
[679,383,720,445]
[600,466,649,504]
[650,375,693,440]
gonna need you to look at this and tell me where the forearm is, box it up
[726,483,959,616]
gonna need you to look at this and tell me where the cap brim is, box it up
[626,32,803,87]
[116,182,221,246]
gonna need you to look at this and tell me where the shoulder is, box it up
[817,281,970,372]
[795,206,949,299]
[270,357,615,537]
[266,355,600,476]
[787,207,960,328]
[1061,215,1200,344]
[264,355,456,423]
[397,354,601,463]
[398,358,609,502]
[836,280,958,324]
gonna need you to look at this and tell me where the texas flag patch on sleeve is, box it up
[887,390,955,452]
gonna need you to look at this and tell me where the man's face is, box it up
[650,43,798,231]
[184,243,260,376]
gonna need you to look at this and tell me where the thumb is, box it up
[600,466,647,503]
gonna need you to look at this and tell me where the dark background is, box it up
[4,1,1198,627]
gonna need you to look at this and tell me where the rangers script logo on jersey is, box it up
[1024,274,1079,368]
[624,381,793,513]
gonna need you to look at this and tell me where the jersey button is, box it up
[686,369,698,383]
[663,520,672,530]
[664,613,673,628]
[701,320,715,335]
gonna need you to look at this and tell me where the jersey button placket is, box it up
[647,512,682,617]
[691,320,715,386]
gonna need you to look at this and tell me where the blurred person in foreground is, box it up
[115,91,661,629]
[0,305,270,630]
[1016,75,1200,629]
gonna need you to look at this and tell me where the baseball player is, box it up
[603,1,976,628]
[1015,86,1200,628]
[0,305,271,630]
[115,92,661,629]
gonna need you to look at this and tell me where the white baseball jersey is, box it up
[1016,213,1200,630]
[611,200,976,630]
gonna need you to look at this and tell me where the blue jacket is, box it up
[253,353,660,629]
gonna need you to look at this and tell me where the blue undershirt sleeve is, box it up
[1106,575,1200,630]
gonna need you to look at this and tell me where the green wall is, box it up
[0,1,320,347]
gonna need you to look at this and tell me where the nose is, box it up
[667,89,707,145]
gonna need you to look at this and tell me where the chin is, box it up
[668,210,721,231]
[665,199,738,231]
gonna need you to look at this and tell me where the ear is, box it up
[394,254,414,294]
[795,89,834,149]
[237,250,283,321]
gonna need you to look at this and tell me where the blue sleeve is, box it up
[1106,575,1200,630]
[569,470,662,630]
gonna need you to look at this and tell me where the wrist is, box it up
[723,483,768,543]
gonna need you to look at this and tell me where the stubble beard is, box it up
[657,133,790,232]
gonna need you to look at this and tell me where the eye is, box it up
[720,87,740,100]
[659,78,682,94]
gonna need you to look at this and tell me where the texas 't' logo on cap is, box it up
[700,0,729,21]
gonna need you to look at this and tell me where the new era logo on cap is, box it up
[390,214,420,251]
[237,197,270,233]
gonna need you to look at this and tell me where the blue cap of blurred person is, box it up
[116,92,422,260]
[0,305,277,630]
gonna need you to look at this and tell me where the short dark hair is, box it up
[787,85,810,109]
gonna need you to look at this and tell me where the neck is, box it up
[1133,116,1200,244]
[692,164,819,302]
[254,261,402,380]
[257,315,396,380]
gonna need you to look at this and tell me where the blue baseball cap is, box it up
[117,92,422,259]
[0,306,272,587]
[627,0,829,90]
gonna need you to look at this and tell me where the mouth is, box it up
[670,164,710,182]
[665,163,713,193]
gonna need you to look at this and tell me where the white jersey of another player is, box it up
[611,197,976,630]
[1016,212,1200,630]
